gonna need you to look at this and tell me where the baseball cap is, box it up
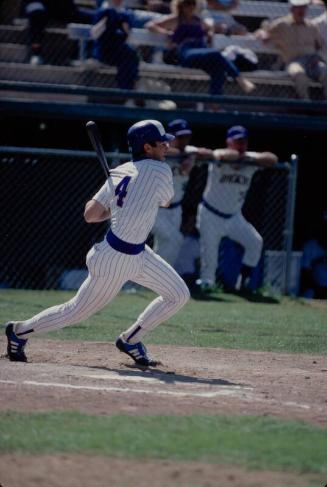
[226,125,248,140]
[289,0,310,6]
[167,119,192,137]
[127,119,174,153]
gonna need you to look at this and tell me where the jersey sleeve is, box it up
[91,180,114,209]
[157,164,174,206]
[243,152,261,176]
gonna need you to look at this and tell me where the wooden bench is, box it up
[67,23,279,62]
[66,23,325,101]
[0,22,321,106]
[74,0,324,19]
[229,0,323,19]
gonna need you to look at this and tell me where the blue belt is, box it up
[106,230,145,255]
[202,199,233,219]
[168,200,182,209]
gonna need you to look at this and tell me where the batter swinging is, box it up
[5,120,190,366]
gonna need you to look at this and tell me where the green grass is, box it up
[0,412,326,474]
[0,289,326,354]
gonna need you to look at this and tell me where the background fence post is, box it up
[284,154,298,295]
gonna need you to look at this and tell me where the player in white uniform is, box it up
[5,120,190,366]
[196,125,278,292]
[152,119,213,266]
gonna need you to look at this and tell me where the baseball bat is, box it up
[86,120,111,179]
[86,121,116,197]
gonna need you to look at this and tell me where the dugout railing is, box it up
[0,146,298,295]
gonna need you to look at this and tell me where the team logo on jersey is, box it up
[220,174,249,185]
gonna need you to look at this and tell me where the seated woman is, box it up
[146,0,255,96]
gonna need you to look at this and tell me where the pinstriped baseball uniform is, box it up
[152,145,197,266]
[197,155,263,285]
[14,158,190,343]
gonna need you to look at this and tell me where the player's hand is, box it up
[213,148,240,162]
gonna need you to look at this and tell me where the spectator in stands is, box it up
[97,0,163,28]
[146,0,172,14]
[312,0,327,45]
[146,0,255,97]
[256,0,327,100]
[202,0,248,35]
[22,0,94,65]
[300,212,327,299]
[92,0,139,91]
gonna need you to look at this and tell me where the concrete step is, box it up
[0,24,78,64]
[0,60,323,101]
[0,25,28,44]
[0,43,27,63]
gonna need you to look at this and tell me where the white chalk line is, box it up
[0,379,241,399]
[0,362,314,410]
[0,378,312,409]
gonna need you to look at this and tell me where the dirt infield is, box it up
[0,338,326,486]
[0,454,323,487]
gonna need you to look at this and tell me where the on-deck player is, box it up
[152,119,213,267]
[196,125,278,293]
[5,120,190,366]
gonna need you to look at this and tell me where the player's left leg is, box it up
[5,243,135,360]
[227,214,263,290]
[119,245,190,346]
[152,207,184,266]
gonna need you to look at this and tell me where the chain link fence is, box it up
[0,146,299,295]
[1,0,326,105]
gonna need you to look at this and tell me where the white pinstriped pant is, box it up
[197,204,263,284]
[152,205,184,266]
[15,239,190,341]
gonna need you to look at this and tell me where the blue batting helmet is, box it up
[127,120,175,154]
[226,125,248,140]
[167,119,192,137]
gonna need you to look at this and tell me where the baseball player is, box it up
[152,119,213,266]
[196,125,278,293]
[5,120,190,366]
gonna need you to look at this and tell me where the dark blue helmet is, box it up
[226,125,248,140]
[127,120,175,154]
[167,119,192,137]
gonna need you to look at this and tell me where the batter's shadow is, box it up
[85,364,244,387]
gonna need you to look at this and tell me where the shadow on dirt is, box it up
[83,364,246,387]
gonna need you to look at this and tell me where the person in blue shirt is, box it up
[92,0,139,90]
[22,0,94,65]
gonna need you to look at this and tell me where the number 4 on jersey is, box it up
[115,176,131,207]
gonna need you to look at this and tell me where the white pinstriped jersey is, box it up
[92,158,174,243]
[167,145,197,203]
[203,152,259,214]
